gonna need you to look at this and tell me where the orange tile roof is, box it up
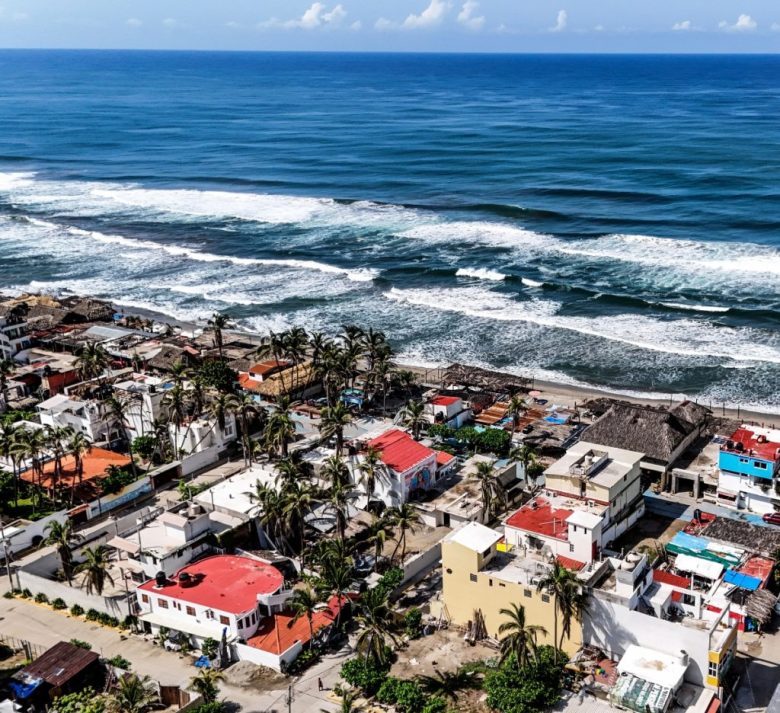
[435,450,455,467]
[505,496,572,541]
[247,595,344,655]
[556,555,586,571]
[238,373,264,392]
[248,359,289,376]
[368,429,436,474]
[20,447,131,491]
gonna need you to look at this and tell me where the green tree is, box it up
[68,431,92,503]
[0,357,15,407]
[400,400,426,440]
[189,668,225,703]
[198,359,237,394]
[508,444,539,478]
[263,400,296,458]
[105,674,159,713]
[52,688,106,713]
[355,586,397,665]
[207,312,231,359]
[387,503,420,564]
[43,519,81,585]
[471,460,507,522]
[75,343,110,381]
[507,394,526,434]
[498,603,548,670]
[357,446,385,503]
[76,545,115,596]
[535,562,588,659]
[288,585,320,645]
[416,667,479,702]
[320,401,353,455]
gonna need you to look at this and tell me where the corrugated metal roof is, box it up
[18,641,98,688]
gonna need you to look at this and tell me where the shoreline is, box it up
[105,299,780,428]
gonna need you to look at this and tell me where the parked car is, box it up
[761,512,780,526]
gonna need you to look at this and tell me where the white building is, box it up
[0,307,30,360]
[112,374,171,440]
[425,395,472,429]
[169,412,237,458]
[36,393,115,442]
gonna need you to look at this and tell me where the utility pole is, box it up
[285,684,294,713]
[0,523,13,591]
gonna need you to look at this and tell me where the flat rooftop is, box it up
[195,464,278,516]
[545,440,642,489]
[505,493,606,541]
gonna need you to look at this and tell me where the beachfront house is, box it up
[0,303,31,360]
[716,426,780,514]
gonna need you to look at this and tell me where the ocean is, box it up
[1,51,779,410]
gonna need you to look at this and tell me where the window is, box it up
[489,579,493,587]
[158,599,168,609]
[571,525,577,533]
[754,461,768,470]
[186,606,195,616]
[251,612,256,624]
[739,457,749,464]
[219,615,230,625]
[708,661,718,678]
[569,543,575,552]
[499,583,506,588]
[205,610,215,620]
[683,593,696,605]
[141,594,149,604]
[469,574,477,583]
[524,588,532,598]
[541,594,550,603]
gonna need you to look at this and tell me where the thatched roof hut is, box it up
[441,363,529,394]
[256,362,318,400]
[746,589,778,627]
[702,517,780,558]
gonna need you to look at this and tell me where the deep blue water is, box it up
[1,51,779,409]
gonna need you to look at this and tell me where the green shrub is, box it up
[189,703,225,713]
[376,677,426,713]
[70,604,85,617]
[51,687,106,713]
[51,597,67,610]
[20,588,32,598]
[107,654,131,670]
[100,468,136,495]
[122,614,138,630]
[34,592,49,604]
[85,608,100,621]
[376,566,404,597]
[287,646,321,675]
[69,639,92,650]
[3,591,14,599]
[340,656,391,696]
[131,434,157,461]
[403,608,423,639]
[428,424,456,439]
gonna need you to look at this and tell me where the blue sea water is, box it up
[1,51,779,410]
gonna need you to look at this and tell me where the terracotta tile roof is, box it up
[368,429,435,474]
[738,556,774,586]
[724,427,780,463]
[238,373,264,392]
[435,450,455,467]
[247,595,344,655]
[505,496,572,541]
[248,359,289,376]
[556,555,586,571]
[19,447,131,491]
[138,555,284,614]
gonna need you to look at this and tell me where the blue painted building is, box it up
[717,427,780,515]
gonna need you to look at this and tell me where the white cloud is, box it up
[550,9,567,32]
[402,0,449,30]
[457,1,484,31]
[225,20,240,29]
[259,3,348,30]
[374,17,395,30]
[672,20,691,31]
[162,17,178,28]
[718,14,757,32]
[126,17,142,27]
[350,20,362,30]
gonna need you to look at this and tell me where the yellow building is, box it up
[440,521,583,656]
[706,607,738,689]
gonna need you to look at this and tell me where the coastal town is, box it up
[0,291,779,713]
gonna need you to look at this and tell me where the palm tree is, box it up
[0,357,14,407]
[226,393,263,465]
[162,384,187,459]
[471,460,506,522]
[168,359,192,387]
[416,667,479,702]
[106,674,159,713]
[387,503,420,564]
[400,400,426,440]
[76,545,115,596]
[276,450,313,488]
[507,394,526,433]
[319,401,353,455]
[327,481,356,542]
[498,603,548,670]
[536,561,588,659]
[189,668,225,703]
[321,454,350,489]
[366,515,390,571]
[288,585,320,645]
[253,483,287,552]
[75,343,110,381]
[308,331,331,372]
[207,312,231,359]
[42,519,81,584]
[318,557,353,631]
[508,443,539,479]
[263,401,296,458]
[0,423,22,508]
[357,446,385,504]
[282,479,315,553]
[322,688,363,713]
[13,427,48,512]
[354,586,397,665]
[68,432,92,503]
[106,397,136,475]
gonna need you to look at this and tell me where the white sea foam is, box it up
[455,267,506,281]
[659,301,729,314]
[521,277,544,288]
[385,285,780,365]
[400,221,551,250]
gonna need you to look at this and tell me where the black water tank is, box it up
[155,571,167,587]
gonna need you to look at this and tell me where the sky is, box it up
[1,0,780,52]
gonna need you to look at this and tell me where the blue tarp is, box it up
[724,570,761,591]
[666,531,742,567]
[10,677,43,699]
[194,655,212,668]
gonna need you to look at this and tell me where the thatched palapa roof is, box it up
[441,363,529,393]
[701,517,780,558]
[256,362,317,398]
[746,589,778,626]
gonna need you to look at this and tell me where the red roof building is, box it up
[722,427,780,463]
[432,395,460,407]
[652,569,692,589]
[505,496,572,541]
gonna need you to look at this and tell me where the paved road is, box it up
[0,593,349,712]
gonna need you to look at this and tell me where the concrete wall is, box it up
[583,592,711,686]
[401,540,442,585]
[86,476,153,519]
[180,447,221,477]
[1,510,68,559]
[233,640,300,672]
[15,549,129,616]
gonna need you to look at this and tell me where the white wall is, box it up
[180,447,221,477]
[86,476,153,520]
[234,640,301,672]
[584,592,712,686]
[1,510,68,559]
[402,541,443,586]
